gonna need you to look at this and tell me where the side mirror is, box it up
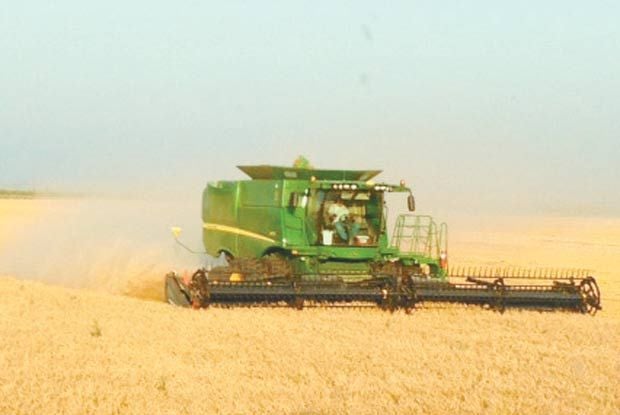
[289,192,300,208]
[407,194,416,212]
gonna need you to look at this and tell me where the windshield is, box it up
[309,189,383,246]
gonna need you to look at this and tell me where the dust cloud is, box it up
[0,197,213,300]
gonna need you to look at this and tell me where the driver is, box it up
[328,197,360,244]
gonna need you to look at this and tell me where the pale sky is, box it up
[1,1,619,215]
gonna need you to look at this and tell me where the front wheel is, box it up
[262,252,293,278]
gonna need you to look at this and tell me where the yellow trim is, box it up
[203,223,276,243]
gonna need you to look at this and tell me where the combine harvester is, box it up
[165,164,601,314]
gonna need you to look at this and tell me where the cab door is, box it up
[282,182,308,246]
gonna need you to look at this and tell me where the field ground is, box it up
[1,199,618,414]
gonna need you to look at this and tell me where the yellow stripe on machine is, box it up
[203,223,276,243]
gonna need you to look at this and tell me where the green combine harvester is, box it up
[165,164,601,314]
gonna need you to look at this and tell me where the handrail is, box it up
[390,214,444,259]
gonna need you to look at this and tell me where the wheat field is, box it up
[0,199,618,414]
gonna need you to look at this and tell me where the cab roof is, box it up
[238,165,382,181]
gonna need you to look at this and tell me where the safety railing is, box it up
[390,214,447,259]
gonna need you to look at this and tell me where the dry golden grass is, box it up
[1,199,619,414]
[0,198,46,248]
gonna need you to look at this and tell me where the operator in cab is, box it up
[328,197,360,244]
